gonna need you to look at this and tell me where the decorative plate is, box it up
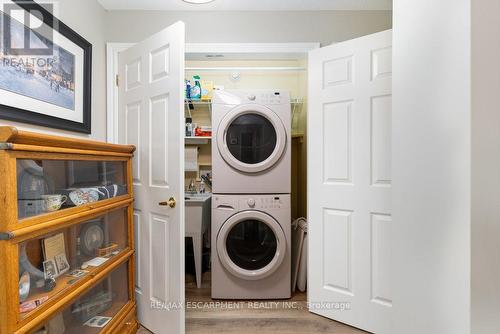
[19,271,30,302]
[80,222,105,256]
[69,188,99,206]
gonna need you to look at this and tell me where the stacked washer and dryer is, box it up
[211,90,292,299]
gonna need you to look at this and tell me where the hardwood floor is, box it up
[138,272,366,334]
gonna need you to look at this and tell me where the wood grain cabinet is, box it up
[0,127,138,334]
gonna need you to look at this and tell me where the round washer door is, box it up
[216,210,287,280]
[217,104,287,173]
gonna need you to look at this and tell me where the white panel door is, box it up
[308,29,392,333]
[117,22,185,334]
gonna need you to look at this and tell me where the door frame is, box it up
[106,42,320,143]
[106,42,134,144]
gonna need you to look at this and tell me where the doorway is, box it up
[112,28,391,334]
[181,53,313,332]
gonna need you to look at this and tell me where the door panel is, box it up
[323,101,352,184]
[118,21,185,334]
[322,208,352,295]
[308,29,392,333]
[370,213,392,307]
[370,95,392,186]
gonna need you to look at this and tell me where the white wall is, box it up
[104,10,392,45]
[392,0,471,333]
[471,0,500,332]
[0,0,108,141]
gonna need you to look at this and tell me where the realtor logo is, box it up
[0,1,75,111]
[2,1,54,55]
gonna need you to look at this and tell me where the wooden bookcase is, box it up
[0,127,138,334]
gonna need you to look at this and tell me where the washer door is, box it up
[217,104,287,173]
[217,210,286,280]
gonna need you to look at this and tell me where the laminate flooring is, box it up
[137,272,367,334]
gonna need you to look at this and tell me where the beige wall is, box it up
[183,59,309,217]
[0,3,392,141]
[104,10,392,46]
[0,0,108,141]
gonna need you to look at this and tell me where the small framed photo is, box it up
[54,253,70,276]
[43,259,58,279]
[66,269,88,278]
[84,316,112,328]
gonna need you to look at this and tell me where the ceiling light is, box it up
[182,0,216,4]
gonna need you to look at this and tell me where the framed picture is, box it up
[54,252,69,276]
[42,259,57,279]
[0,0,92,133]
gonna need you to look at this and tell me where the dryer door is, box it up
[217,210,287,280]
[217,104,287,173]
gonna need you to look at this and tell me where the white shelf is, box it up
[185,66,306,72]
[185,100,212,106]
[185,98,303,105]
[185,136,211,145]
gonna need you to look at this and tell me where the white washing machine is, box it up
[211,194,291,299]
[211,90,291,194]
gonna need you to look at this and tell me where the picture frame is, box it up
[42,259,57,279]
[54,252,69,276]
[0,0,92,133]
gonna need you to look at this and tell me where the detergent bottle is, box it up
[190,75,202,99]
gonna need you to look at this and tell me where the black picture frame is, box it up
[0,0,92,133]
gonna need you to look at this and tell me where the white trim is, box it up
[106,42,133,143]
[106,42,319,144]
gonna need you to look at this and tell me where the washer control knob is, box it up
[247,198,256,207]
[248,94,256,101]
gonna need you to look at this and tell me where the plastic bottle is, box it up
[199,179,205,193]
[186,80,191,99]
[190,75,202,99]
[185,117,193,137]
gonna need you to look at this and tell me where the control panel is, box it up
[214,194,290,212]
[212,90,290,105]
[260,196,283,209]
[240,196,284,209]
[249,91,286,105]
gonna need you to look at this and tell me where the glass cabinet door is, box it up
[17,207,129,320]
[31,261,130,334]
[16,159,128,220]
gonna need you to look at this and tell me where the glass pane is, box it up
[226,219,277,270]
[31,261,130,333]
[226,113,277,164]
[18,208,129,319]
[17,159,128,219]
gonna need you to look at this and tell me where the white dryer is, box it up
[211,194,291,299]
[211,90,291,194]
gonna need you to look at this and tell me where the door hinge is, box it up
[0,142,13,150]
[0,231,13,240]
[115,74,119,87]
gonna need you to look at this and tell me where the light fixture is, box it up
[230,71,241,82]
[182,0,216,4]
